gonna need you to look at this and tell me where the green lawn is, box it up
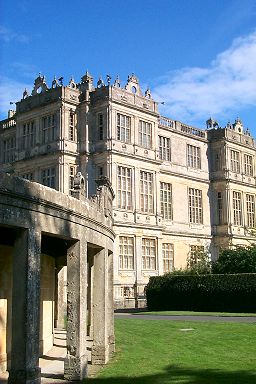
[88,318,256,384]
[137,310,256,317]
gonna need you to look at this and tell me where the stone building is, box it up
[0,171,115,382]
[0,71,256,310]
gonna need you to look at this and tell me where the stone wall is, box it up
[0,171,115,382]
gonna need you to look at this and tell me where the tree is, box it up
[212,245,256,274]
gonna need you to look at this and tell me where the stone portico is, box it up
[0,172,115,383]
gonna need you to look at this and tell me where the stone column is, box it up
[107,251,115,356]
[91,248,109,365]
[8,228,41,384]
[64,236,88,381]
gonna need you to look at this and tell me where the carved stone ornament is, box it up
[68,77,77,89]
[51,76,59,88]
[125,73,142,96]
[113,75,121,87]
[23,88,29,99]
[32,74,48,95]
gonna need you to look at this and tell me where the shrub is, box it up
[212,245,256,274]
[146,273,256,313]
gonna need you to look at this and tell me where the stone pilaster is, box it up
[91,248,109,365]
[8,228,41,384]
[64,236,88,381]
[107,251,115,356]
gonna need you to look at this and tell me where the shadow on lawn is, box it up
[87,365,256,384]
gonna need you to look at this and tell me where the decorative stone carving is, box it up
[68,77,77,89]
[22,88,29,99]
[31,74,48,95]
[97,77,105,88]
[113,75,121,87]
[125,73,143,96]
[206,117,219,129]
[51,76,59,88]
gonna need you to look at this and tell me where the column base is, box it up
[91,345,109,365]
[64,354,88,380]
[8,367,41,384]
[108,335,115,356]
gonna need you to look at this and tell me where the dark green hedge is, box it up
[146,273,256,312]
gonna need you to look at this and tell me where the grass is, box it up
[137,310,256,317]
[87,318,256,384]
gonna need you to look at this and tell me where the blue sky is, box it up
[1,0,256,134]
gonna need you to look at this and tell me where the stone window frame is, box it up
[41,167,56,189]
[140,170,153,213]
[187,144,201,169]
[117,165,132,210]
[42,113,57,144]
[118,236,134,270]
[160,182,172,220]
[2,136,16,163]
[98,113,104,141]
[69,110,75,141]
[162,243,174,273]
[69,165,77,195]
[117,113,131,143]
[139,120,152,149]
[158,135,171,161]
[244,153,253,176]
[21,121,35,150]
[246,193,255,228]
[188,187,203,224]
[21,172,34,181]
[142,237,156,270]
[233,190,242,226]
[189,245,205,264]
[217,191,223,225]
[230,149,240,173]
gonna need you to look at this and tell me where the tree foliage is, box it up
[212,245,256,274]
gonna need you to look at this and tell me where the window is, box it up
[98,113,104,140]
[188,188,203,224]
[3,136,16,163]
[42,167,56,188]
[42,114,56,144]
[119,236,134,270]
[244,154,253,176]
[21,121,35,150]
[160,182,172,220]
[230,150,240,173]
[21,173,33,181]
[189,245,205,265]
[69,111,75,141]
[140,171,153,213]
[217,192,223,224]
[246,194,255,228]
[187,144,201,168]
[117,166,132,210]
[159,136,171,161]
[69,165,77,194]
[139,120,152,148]
[118,286,134,298]
[142,238,156,270]
[162,243,174,272]
[233,191,242,226]
[117,113,131,142]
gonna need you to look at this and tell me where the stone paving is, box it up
[0,329,99,384]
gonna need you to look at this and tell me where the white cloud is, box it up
[0,26,30,44]
[0,76,31,119]
[152,31,256,126]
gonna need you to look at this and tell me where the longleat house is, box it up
[1,71,256,308]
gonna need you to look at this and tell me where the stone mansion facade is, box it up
[1,71,256,308]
